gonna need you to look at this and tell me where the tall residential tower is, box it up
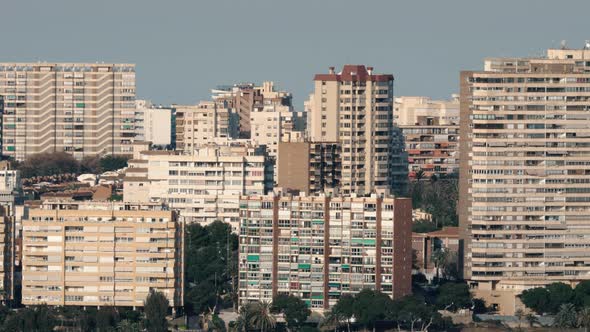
[460,46,590,313]
[308,65,402,195]
[0,63,136,160]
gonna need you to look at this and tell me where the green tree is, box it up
[17,152,79,178]
[554,303,578,328]
[387,295,452,332]
[1,305,58,332]
[248,301,276,332]
[435,282,472,312]
[579,307,590,332]
[574,281,590,308]
[331,293,354,332]
[144,290,169,332]
[209,315,227,332]
[100,155,129,172]
[271,294,311,330]
[319,311,345,332]
[431,249,448,282]
[412,220,438,233]
[351,289,392,331]
[231,303,254,332]
[546,282,574,313]
[96,306,119,331]
[117,320,142,332]
[415,169,425,181]
[408,178,458,228]
[185,221,238,316]
[521,287,550,314]
[80,154,102,174]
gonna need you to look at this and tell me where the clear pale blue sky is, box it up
[2,0,589,108]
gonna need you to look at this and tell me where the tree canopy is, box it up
[144,290,170,332]
[271,294,311,330]
[185,221,239,316]
[14,152,129,178]
[409,177,458,229]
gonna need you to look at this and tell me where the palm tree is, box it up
[578,307,590,332]
[232,304,254,332]
[514,308,524,329]
[525,313,539,328]
[431,249,448,283]
[248,301,276,332]
[415,169,425,181]
[554,303,578,328]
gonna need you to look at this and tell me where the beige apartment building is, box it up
[394,96,460,178]
[124,144,273,231]
[21,200,183,309]
[0,63,136,160]
[212,81,293,138]
[277,140,341,195]
[250,104,305,158]
[307,65,403,195]
[460,46,590,313]
[173,101,238,153]
[135,100,172,147]
[238,193,412,311]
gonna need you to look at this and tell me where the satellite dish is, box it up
[561,40,567,49]
[585,40,590,50]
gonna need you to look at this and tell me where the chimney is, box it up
[367,66,374,75]
[329,66,335,74]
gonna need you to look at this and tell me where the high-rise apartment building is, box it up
[212,81,293,138]
[21,200,183,309]
[173,101,238,153]
[238,193,412,311]
[0,205,16,303]
[124,144,273,231]
[308,65,400,195]
[135,100,173,147]
[394,96,460,178]
[277,140,341,195]
[460,46,590,313]
[250,104,305,158]
[0,63,136,160]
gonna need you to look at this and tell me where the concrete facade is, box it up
[238,194,412,311]
[395,96,460,178]
[124,145,273,231]
[277,141,341,195]
[0,63,136,160]
[21,200,183,308]
[307,65,405,195]
[460,47,590,314]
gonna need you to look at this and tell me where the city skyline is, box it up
[2,0,589,108]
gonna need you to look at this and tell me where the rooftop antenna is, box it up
[561,40,567,50]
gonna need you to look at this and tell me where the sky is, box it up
[2,0,590,108]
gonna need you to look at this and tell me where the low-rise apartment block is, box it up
[21,200,183,309]
[238,194,412,311]
[124,144,273,231]
[394,96,459,178]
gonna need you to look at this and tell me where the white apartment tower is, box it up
[308,65,399,195]
[0,63,136,160]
